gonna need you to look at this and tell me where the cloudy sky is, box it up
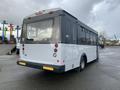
[0,0,120,39]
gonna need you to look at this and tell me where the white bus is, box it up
[17,8,99,73]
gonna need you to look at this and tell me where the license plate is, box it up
[43,66,54,71]
[19,62,26,66]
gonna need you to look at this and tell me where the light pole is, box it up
[8,24,14,41]
[2,20,7,43]
[4,27,8,38]
[15,25,20,39]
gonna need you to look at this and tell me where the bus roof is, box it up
[24,8,98,34]
[25,8,62,19]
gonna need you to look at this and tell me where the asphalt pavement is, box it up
[0,44,15,55]
[0,46,120,90]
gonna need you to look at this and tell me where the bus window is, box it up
[86,30,90,44]
[88,31,91,45]
[81,27,86,44]
[77,26,82,44]
[22,19,61,44]
[90,33,97,45]
[64,19,72,44]
[61,17,75,44]
[72,23,77,44]
[27,19,53,42]
[93,34,97,45]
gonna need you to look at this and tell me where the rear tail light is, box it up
[54,48,57,52]
[22,44,24,50]
[28,17,31,20]
[22,44,25,54]
[35,11,43,16]
[53,43,58,57]
[22,48,24,50]
[57,60,59,63]
[61,60,65,65]
[57,60,65,65]
[55,43,58,48]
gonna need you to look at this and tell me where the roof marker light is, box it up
[49,11,54,14]
[28,17,31,19]
[54,48,58,52]
[35,11,43,16]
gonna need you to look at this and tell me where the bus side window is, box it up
[89,32,92,45]
[93,34,97,45]
[77,26,86,45]
[62,17,73,44]
[88,31,91,45]
[61,16,71,44]
[81,28,86,45]
[91,33,96,45]
[62,17,77,44]
[86,30,90,44]
[65,19,72,44]
[77,26,82,44]
[89,31,92,45]
[72,23,77,44]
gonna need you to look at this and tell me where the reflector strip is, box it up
[43,66,54,71]
[19,62,26,66]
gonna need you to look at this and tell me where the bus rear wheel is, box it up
[75,56,86,72]
[80,58,86,71]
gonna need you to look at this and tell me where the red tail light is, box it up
[57,60,59,63]
[53,43,58,57]
[55,43,58,48]
[54,48,57,52]
[22,44,25,50]
[57,60,65,65]
[22,44,25,54]
[61,60,65,65]
[22,48,24,50]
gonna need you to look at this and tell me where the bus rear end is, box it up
[17,9,65,72]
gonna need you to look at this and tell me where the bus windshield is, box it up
[22,19,60,44]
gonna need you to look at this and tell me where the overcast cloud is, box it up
[0,0,120,38]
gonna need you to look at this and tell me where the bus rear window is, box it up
[21,16,61,44]
[21,19,61,44]
[27,19,53,43]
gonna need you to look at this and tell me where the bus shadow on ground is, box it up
[14,60,99,89]
[29,60,98,81]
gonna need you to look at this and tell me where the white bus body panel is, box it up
[20,44,97,72]
[60,44,97,71]
[20,44,62,66]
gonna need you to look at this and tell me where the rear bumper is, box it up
[17,60,65,73]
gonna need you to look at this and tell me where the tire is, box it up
[75,56,86,72]
[95,58,99,62]
[80,57,86,71]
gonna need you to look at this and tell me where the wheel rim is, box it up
[81,60,85,69]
